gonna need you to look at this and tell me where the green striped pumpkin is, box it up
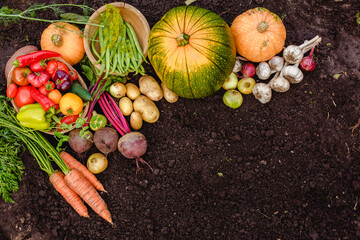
[148,5,236,99]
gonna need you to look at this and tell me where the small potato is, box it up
[161,83,178,103]
[139,75,163,101]
[109,82,126,98]
[133,95,160,123]
[126,83,140,100]
[119,97,133,116]
[130,111,143,130]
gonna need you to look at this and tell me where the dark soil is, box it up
[1,0,360,239]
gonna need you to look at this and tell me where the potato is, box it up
[126,83,140,100]
[130,111,143,130]
[133,95,160,123]
[5,45,38,78]
[139,75,163,101]
[119,97,133,116]
[161,83,179,103]
[109,82,126,98]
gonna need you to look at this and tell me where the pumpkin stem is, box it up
[257,21,269,33]
[51,34,63,47]
[176,33,190,46]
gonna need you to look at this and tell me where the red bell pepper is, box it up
[57,115,79,131]
[30,87,55,111]
[13,50,61,67]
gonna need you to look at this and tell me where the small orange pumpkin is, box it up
[231,8,286,62]
[40,22,85,65]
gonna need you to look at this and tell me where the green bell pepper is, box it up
[16,103,50,130]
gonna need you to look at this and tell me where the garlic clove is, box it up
[268,56,284,72]
[256,62,271,80]
[252,83,272,104]
[282,65,304,84]
[232,58,242,73]
[269,76,290,92]
[283,45,303,65]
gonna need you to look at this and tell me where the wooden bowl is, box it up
[7,57,89,135]
[83,2,150,75]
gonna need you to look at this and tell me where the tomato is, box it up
[13,67,31,86]
[6,83,18,98]
[59,93,83,115]
[27,70,51,88]
[38,81,55,96]
[46,60,69,78]
[29,60,47,72]
[69,70,78,81]
[48,89,62,104]
[14,85,36,108]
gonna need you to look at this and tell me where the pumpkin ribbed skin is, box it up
[231,7,286,62]
[148,6,236,99]
[41,22,85,66]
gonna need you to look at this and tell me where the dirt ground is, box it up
[0,0,359,239]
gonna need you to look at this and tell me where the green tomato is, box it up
[223,90,243,109]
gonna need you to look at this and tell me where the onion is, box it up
[241,63,256,78]
[300,46,316,71]
[118,132,152,173]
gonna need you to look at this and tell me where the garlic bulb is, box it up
[283,45,303,64]
[269,76,290,92]
[256,62,271,80]
[268,56,284,72]
[233,58,242,73]
[252,83,272,104]
[281,65,304,84]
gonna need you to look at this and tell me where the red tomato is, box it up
[6,83,18,98]
[46,61,69,78]
[29,60,47,72]
[27,70,51,88]
[14,85,36,108]
[69,70,78,81]
[38,85,49,96]
[13,67,31,86]
[38,80,55,96]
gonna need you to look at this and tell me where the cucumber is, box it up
[70,82,92,101]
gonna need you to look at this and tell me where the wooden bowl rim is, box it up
[83,2,150,76]
[7,56,90,135]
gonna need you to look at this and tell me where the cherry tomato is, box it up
[69,70,78,81]
[29,60,47,72]
[13,67,31,86]
[14,85,36,108]
[6,83,18,98]
[46,60,69,78]
[38,81,55,96]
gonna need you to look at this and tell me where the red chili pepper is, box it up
[57,115,79,131]
[13,50,62,67]
[30,86,55,111]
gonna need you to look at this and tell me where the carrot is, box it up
[49,170,89,218]
[64,169,113,224]
[60,151,106,192]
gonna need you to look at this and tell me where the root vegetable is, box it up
[269,76,290,92]
[93,127,119,155]
[60,151,106,192]
[300,46,316,71]
[256,62,271,80]
[117,132,152,174]
[133,95,160,123]
[281,65,304,84]
[119,97,133,116]
[130,111,143,130]
[222,73,238,90]
[109,82,126,98]
[126,83,140,100]
[252,83,272,104]
[283,35,322,64]
[268,56,284,72]
[68,129,93,154]
[237,77,256,94]
[87,153,108,174]
[161,83,178,103]
[139,75,163,101]
[223,90,243,109]
[241,63,255,78]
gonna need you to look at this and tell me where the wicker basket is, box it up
[7,57,89,135]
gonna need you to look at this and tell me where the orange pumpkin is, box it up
[231,8,286,62]
[40,22,85,65]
